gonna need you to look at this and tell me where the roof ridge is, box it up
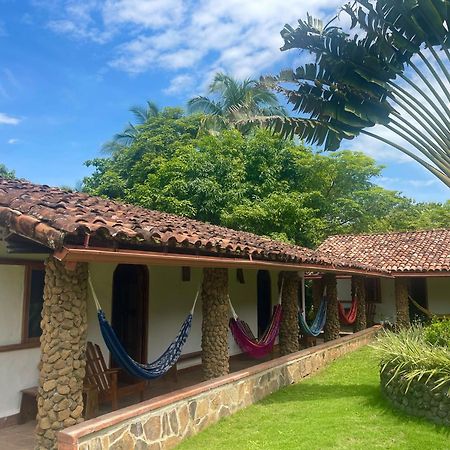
[324,228,450,240]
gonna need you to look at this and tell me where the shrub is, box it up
[423,318,450,348]
[372,326,450,392]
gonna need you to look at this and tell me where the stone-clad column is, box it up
[395,277,410,328]
[353,276,367,332]
[36,258,88,450]
[279,271,300,356]
[201,268,229,380]
[323,273,340,341]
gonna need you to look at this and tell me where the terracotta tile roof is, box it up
[0,177,384,273]
[317,229,450,273]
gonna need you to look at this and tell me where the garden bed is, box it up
[381,363,450,426]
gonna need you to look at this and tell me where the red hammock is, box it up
[229,304,282,359]
[338,297,358,325]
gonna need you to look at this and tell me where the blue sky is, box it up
[0,0,448,203]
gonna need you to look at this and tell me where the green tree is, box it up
[0,164,15,179]
[257,2,450,186]
[188,72,285,132]
[84,110,445,247]
[102,101,161,153]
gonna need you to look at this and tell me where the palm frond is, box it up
[187,96,224,116]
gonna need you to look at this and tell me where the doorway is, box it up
[408,277,428,323]
[257,270,272,338]
[111,264,149,381]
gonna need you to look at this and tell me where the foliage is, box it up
[260,1,450,186]
[0,163,15,179]
[102,101,161,152]
[177,347,449,450]
[373,326,450,392]
[188,72,285,133]
[84,109,449,247]
[424,318,450,348]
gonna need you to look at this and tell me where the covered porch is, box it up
[32,246,384,449]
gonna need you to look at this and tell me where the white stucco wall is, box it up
[0,348,40,418]
[427,277,450,314]
[375,278,396,323]
[336,278,351,304]
[0,229,47,419]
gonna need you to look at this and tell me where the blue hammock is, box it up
[299,297,327,337]
[89,277,197,380]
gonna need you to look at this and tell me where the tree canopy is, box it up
[0,164,15,179]
[83,109,448,248]
[256,1,450,187]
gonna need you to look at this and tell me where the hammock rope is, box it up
[338,297,358,325]
[88,276,198,380]
[408,295,449,319]
[299,297,327,337]
[228,280,283,359]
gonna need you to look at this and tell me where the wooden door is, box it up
[111,264,149,382]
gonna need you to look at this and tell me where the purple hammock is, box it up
[229,303,283,359]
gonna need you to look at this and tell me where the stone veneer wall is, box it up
[57,326,380,450]
[37,259,88,450]
[381,365,450,426]
[279,272,300,356]
[323,274,340,341]
[395,278,410,328]
[353,276,366,332]
[201,268,229,380]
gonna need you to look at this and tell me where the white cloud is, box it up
[103,0,186,29]
[7,138,19,144]
[35,0,344,84]
[163,74,195,95]
[0,113,20,125]
[377,176,447,202]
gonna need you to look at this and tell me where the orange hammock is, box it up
[338,297,357,325]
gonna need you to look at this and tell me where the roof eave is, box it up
[54,245,392,277]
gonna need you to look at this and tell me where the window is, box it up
[364,278,381,303]
[23,265,45,341]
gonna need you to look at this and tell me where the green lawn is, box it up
[177,347,449,450]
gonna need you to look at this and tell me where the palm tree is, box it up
[187,72,285,132]
[102,101,160,152]
[254,2,450,187]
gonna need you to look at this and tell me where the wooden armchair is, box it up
[85,342,146,410]
[366,302,377,327]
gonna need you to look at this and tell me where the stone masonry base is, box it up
[57,326,381,450]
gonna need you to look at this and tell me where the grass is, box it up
[177,347,449,450]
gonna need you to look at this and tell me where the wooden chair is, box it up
[366,302,377,326]
[85,342,146,410]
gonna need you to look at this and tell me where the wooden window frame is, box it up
[0,259,44,353]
